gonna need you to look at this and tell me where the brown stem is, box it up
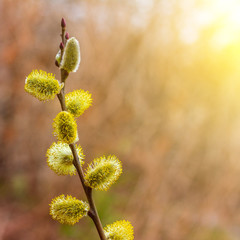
[57,88,107,240]
[57,90,66,110]
[70,144,107,240]
[55,21,107,240]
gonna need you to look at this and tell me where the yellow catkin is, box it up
[104,220,134,240]
[46,142,84,176]
[60,37,81,73]
[53,111,78,144]
[65,89,92,117]
[24,70,63,101]
[49,195,89,225]
[85,155,122,191]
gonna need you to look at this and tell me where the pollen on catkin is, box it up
[46,142,84,175]
[65,90,92,117]
[60,37,80,73]
[104,220,134,240]
[49,195,89,225]
[53,111,78,144]
[24,70,63,101]
[84,155,122,191]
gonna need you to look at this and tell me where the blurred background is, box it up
[1,0,240,239]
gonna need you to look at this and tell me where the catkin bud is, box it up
[85,155,122,191]
[46,142,84,176]
[59,42,64,50]
[53,111,78,144]
[50,195,89,225]
[65,89,92,118]
[65,32,69,40]
[104,220,134,240]
[24,70,63,101]
[60,37,80,73]
[61,18,66,28]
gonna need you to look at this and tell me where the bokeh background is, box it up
[1,0,240,239]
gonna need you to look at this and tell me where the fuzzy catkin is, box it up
[53,111,78,144]
[85,155,122,191]
[25,70,63,101]
[60,37,81,73]
[104,220,134,240]
[46,142,84,175]
[65,89,92,117]
[50,195,89,225]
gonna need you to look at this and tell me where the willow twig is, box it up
[56,18,107,240]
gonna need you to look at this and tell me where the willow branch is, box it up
[56,19,107,240]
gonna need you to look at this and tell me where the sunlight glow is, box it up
[179,0,240,47]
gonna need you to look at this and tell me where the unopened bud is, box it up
[59,42,64,50]
[60,37,81,73]
[65,32,69,40]
[61,18,66,28]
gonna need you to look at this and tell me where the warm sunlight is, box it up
[175,0,240,47]
[3,1,240,239]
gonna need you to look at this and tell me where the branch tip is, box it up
[61,18,66,28]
